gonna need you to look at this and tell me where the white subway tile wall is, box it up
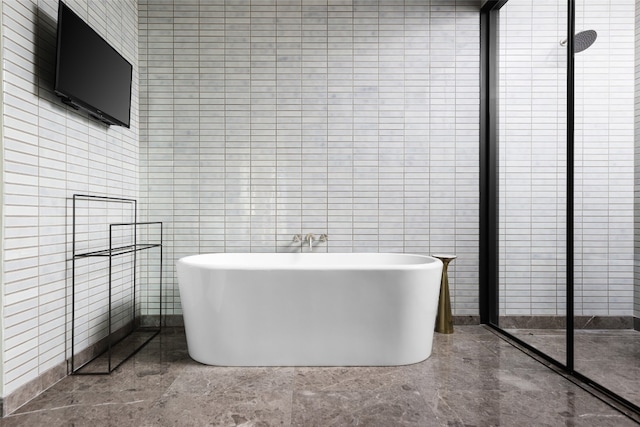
[2,0,139,396]
[498,0,568,317]
[575,0,635,317]
[499,0,635,316]
[139,0,481,318]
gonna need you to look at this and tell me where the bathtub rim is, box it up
[176,252,443,271]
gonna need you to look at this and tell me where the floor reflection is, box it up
[507,328,639,408]
[1,326,636,426]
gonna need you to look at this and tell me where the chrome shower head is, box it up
[560,30,598,53]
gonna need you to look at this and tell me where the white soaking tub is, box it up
[176,253,443,366]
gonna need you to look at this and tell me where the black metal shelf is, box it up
[71,194,163,375]
[75,242,161,258]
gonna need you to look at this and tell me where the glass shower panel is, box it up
[498,0,568,364]
[573,0,639,407]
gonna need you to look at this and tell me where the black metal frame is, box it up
[71,194,163,374]
[480,0,640,419]
[479,0,504,326]
[566,0,576,374]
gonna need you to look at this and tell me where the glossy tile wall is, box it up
[1,0,139,403]
[498,0,635,317]
[138,0,481,318]
[498,0,569,317]
[574,0,635,317]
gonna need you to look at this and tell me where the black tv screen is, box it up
[54,1,132,128]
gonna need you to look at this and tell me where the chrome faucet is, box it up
[294,233,328,250]
[305,233,316,250]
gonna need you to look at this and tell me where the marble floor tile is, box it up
[1,400,152,427]
[508,328,640,409]
[1,326,636,427]
[294,365,410,393]
[429,389,637,427]
[144,386,293,427]
[292,389,441,427]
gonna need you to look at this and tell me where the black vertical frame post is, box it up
[479,1,504,325]
[160,222,163,327]
[108,224,113,373]
[566,0,575,373]
[133,201,138,329]
[71,195,76,372]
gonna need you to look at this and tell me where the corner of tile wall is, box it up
[2,0,139,404]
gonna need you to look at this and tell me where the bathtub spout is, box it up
[305,233,316,250]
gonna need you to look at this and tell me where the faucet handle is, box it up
[319,234,328,242]
[293,234,302,242]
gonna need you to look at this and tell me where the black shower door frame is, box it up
[479,0,640,418]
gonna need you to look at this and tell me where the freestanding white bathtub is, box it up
[176,253,443,366]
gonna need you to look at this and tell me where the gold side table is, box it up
[432,254,456,334]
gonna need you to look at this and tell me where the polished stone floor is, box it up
[507,328,640,409]
[1,326,637,426]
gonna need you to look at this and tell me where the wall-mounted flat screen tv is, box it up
[54,0,132,128]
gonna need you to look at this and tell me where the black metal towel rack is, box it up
[71,194,163,374]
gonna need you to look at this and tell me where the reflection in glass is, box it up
[497,0,568,364]
[572,0,638,408]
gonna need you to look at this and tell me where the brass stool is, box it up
[432,254,456,334]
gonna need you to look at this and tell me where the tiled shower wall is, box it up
[498,1,569,317]
[574,0,635,317]
[1,0,139,399]
[499,0,635,317]
[139,0,480,318]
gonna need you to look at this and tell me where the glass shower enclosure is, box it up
[481,0,639,418]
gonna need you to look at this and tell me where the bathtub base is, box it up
[177,253,443,367]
